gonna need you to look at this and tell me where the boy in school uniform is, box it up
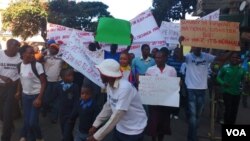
[70,85,100,141]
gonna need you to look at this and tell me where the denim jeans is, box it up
[187,89,206,141]
[42,82,59,121]
[112,128,144,141]
[20,94,42,141]
[0,84,17,141]
[74,129,88,141]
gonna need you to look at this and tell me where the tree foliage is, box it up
[47,0,111,32]
[152,0,197,25]
[2,0,47,40]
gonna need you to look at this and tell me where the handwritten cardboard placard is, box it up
[181,20,240,51]
[139,76,180,107]
[95,17,131,45]
[160,22,180,45]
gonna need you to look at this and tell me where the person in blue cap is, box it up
[47,39,56,46]
[41,39,56,56]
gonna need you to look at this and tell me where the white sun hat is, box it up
[96,59,122,78]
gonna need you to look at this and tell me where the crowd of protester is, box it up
[0,36,249,141]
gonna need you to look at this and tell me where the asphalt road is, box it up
[1,94,250,141]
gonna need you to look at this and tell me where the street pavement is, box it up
[1,95,250,141]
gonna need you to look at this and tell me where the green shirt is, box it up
[217,64,246,95]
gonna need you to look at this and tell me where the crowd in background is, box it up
[0,37,249,141]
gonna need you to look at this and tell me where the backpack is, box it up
[17,61,44,79]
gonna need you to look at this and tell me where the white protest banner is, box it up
[48,9,165,57]
[139,76,180,107]
[60,31,104,87]
[131,9,165,44]
[47,23,74,44]
[47,23,94,45]
[160,22,180,45]
[200,9,220,21]
[126,9,166,56]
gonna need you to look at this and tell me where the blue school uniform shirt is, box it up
[104,51,121,62]
[167,56,182,77]
[131,56,155,75]
[70,99,100,134]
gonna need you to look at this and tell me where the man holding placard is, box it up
[145,49,177,141]
[179,36,232,141]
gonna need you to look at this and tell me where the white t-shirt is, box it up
[106,79,147,135]
[146,65,177,77]
[185,52,215,89]
[20,62,44,95]
[180,62,187,75]
[44,55,63,82]
[121,70,130,80]
[0,50,22,83]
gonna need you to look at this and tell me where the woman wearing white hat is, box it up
[87,59,147,141]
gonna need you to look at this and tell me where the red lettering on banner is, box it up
[132,12,153,25]
[78,32,90,37]
[75,60,82,67]
[136,30,152,40]
[63,35,70,39]
[203,33,212,38]
[217,39,238,46]
[49,29,56,32]
[191,38,206,43]
[131,20,137,25]
[130,45,141,50]
[149,41,166,46]
[136,12,146,17]
[57,27,66,31]
[151,42,156,46]
[81,61,88,69]
[189,27,206,32]
[181,20,239,50]
[53,36,60,40]
[152,27,159,32]
[64,53,75,63]
[181,26,189,31]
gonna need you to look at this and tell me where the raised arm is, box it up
[95,41,101,50]
[178,36,185,62]
[123,34,134,53]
